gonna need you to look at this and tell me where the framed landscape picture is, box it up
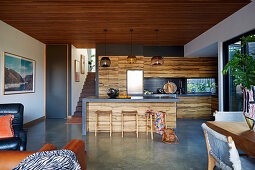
[3,52,35,95]
[75,60,80,82]
[80,54,85,74]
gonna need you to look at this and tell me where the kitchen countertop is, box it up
[178,93,217,97]
[83,96,180,103]
[144,92,217,97]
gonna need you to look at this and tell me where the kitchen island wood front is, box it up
[82,96,180,135]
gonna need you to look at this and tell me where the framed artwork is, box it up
[3,52,35,95]
[80,54,85,74]
[75,60,80,82]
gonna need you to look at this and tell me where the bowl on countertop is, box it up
[107,88,119,98]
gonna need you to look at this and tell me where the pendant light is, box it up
[100,29,111,67]
[127,29,137,64]
[151,29,164,65]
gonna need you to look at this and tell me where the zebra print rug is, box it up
[13,149,81,170]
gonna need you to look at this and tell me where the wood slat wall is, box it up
[98,56,145,97]
[144,57,218,78]
[211,96,219,114]
[98,56,217,97]
[86,102,176,132]
[177,96,213,118]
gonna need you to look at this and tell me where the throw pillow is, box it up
[0,114,14,138]
[13,150,81,170]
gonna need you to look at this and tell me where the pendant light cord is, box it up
[130,29,133,55]
[155,29,159,54]
[104,29,107,56]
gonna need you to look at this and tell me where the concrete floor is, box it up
[27,119,210,170]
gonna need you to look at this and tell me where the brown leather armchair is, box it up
[0,139,86,170]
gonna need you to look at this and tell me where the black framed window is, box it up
[187,78,216,93]
[223,29,255,111]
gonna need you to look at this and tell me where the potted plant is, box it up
[222,35,255,130]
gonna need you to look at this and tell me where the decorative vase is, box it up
[242,87,255,130]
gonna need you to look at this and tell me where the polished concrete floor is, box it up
[27,119,210,170]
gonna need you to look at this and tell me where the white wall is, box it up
[184,2,255,111]
[71,45,88,115]
[0,20,45,123]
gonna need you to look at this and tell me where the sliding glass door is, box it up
[228,42,242,111]
[223,30,255,111]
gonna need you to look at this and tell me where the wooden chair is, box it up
[121,110,138,138]
[95,110,112,137]
[201,123,255,170]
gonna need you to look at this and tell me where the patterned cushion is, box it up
[13,150,81,170]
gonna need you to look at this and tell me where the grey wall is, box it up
[46,45,71,118]
[143,46,184,57]
[96,44,144,56]
[96,44,183,57]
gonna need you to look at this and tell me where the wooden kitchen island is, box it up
[82,96,180,135]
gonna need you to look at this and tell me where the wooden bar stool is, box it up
[121,110,138,138]
[95,110,112,137]
[146,114,154,140]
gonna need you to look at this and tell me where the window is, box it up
[187,78,216,93]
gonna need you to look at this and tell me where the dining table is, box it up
[206,121,255,158]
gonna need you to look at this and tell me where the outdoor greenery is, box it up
[88,54,95,72]
[222,35,255,90]
[187,79,216,93]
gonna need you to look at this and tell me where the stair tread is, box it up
[74,73,96,117]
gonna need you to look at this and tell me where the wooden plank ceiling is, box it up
[0,0,250,48]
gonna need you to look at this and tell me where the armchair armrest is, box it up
[63,139,86,170]
[19,129,27,151]
[38,143,57,152]
[0,151,35,170]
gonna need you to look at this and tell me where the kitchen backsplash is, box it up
[144,78,186,94]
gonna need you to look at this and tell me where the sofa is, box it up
[0,103,27,151]
[0,139,86,170]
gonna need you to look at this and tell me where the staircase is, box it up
[74,72,96,117]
